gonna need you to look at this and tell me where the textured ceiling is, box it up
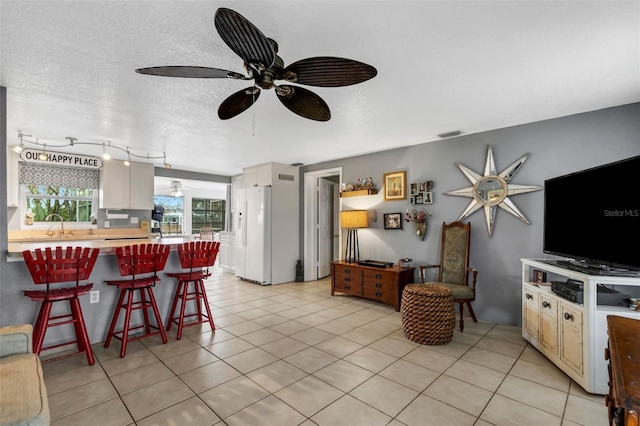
[1,1,639,177]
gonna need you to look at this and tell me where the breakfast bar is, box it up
[4,234,200,353]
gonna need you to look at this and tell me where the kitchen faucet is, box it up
[45,213,65,236]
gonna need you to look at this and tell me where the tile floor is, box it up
[41,268,609,425]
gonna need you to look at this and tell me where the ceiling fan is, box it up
[156,181,190,197]
[135,7,377,121]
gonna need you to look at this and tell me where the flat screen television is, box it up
[543,155,640,273]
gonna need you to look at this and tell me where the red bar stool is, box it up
[22,246,99,365]
[104,243,170,358]
[166,241,219,340]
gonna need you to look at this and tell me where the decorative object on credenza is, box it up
[444,145,542,237]
[340,177,377,197]
[340,210,369,263]
[383,171,406,201]
[384,213,403,230]
[405,207,431,240]
[533,269,547,284]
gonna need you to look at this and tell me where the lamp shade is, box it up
[340,210,368,229]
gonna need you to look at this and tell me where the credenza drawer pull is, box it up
[375,283,382,288]
[344,269,351,274]
[344,277,351,282]
[375,274,382,279]
[344,285,350,290]
[375,292,382,297]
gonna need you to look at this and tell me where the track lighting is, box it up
[13,132,26,153]
[102,142,111,160]
[13,132,170,167]
[38,142,47,161]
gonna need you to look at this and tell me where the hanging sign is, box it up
[20,149,102,169]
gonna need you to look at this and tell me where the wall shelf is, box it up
[339,189,378,198]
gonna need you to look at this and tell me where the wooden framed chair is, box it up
[419,221,478,332]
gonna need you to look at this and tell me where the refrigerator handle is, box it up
[243,200,248,247]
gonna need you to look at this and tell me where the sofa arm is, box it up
[0,324,33,358]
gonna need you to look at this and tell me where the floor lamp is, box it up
[340,210,369,263]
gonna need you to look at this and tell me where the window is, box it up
[26,185,94,222]
[192,198,226,233]
[153,196,184,235]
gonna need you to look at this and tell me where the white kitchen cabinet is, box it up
[521,258,640,394]
[100,161,154,210]
[129,162,154,210]
[218,231,236,273]
[242,162,296,188]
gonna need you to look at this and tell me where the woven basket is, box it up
[401,283,455,345]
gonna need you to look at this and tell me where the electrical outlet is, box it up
[90,290,99,304]
[130,217,139,224]
[104,220,110,229]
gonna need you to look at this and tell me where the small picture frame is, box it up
[384,213,403,229]
[533,269,547,284]
[426,180,434,190]
[423,191,433,204]
[409,196,416,204]
[415,194,424,204]
[383,171,407,201]
[419,181,427,192]
[409,182,419,195]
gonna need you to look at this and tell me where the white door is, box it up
[317,178,334,278]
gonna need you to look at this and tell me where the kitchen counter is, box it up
[7,237,195,261]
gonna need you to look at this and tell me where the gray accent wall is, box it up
[300,103,640,326]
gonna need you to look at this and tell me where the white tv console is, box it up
[521,258,640,395]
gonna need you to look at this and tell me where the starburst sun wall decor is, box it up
[444,146,542,237]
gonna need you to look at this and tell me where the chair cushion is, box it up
[425,282,474,300]
[0,353,50,426]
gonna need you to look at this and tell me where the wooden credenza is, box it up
[331,261,416,311]
[605,315,640,426]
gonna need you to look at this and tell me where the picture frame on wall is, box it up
[427,180,434,190]
[409,182,419,195]
[419,181,427,192]
[384,213,403,229]
[415,194,424,204]
[423,192,433,204]
[409,196,416,204]
[383,171,407,201]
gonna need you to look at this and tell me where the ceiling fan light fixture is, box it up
[124,149,131,166]
[163,152,172,168]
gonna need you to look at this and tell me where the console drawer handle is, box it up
[564,312,573,321]
[375,274,382,279]
[375,283,382,288]
[526,294,533,300]
[344,285,350,290]
[375,292,382,297]
[344,277,351,282]
[543,301,550,308]
[344,269,351,274]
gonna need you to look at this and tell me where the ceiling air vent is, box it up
[278,174,295,181]
[438,130,463,138]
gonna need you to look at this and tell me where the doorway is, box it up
[303,167,342,281]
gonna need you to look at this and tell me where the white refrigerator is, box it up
[235,186,272,285]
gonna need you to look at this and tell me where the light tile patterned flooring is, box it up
[42,268,609,425]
